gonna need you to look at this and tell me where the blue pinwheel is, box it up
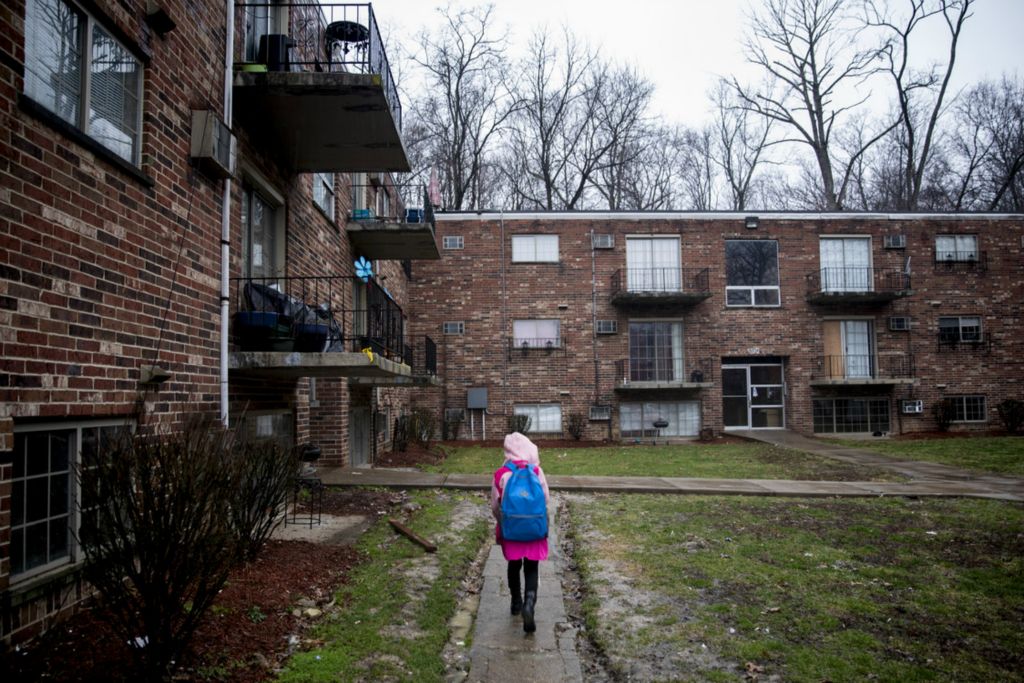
[354,256,373,282]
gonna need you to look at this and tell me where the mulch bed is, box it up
[1,489,404,683]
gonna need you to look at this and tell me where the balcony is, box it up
[610,268,711,307]
[809,354,916,386]
[229,275,413,381]
[507,337,568,360]
[937,332,992,353]
[806,268,911,304]
[351,335,439,386]
[933,250,988,273]
[614,357,713,392]
[232,3,408,173]
[346,184,439,259]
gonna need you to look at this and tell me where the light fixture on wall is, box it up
[745,216,759,230]
[145,1,176,35]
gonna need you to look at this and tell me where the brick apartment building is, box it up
[410,212,1024,442]
[1,0,439,644]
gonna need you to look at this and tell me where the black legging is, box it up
[507,558,539,597]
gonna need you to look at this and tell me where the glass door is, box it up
[722,363,786,429]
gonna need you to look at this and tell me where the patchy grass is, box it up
[276,490,490,683]
[825,435,1024,476]
[567,494,1024,683]
[429,443,904,481]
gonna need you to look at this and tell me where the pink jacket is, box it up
[491,432,550,562]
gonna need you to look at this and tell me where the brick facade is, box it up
[410,213,1024,440]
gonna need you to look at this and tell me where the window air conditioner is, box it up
[595,320,618,334]
[883,234,906,249]
[592,234,614,249]
[901,400,924,414]
[889,316,911,331]
[190,110,235,179]
[589,405,612,421]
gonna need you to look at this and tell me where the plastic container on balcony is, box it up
[405,208,423,223]
[352,208,374,220]
[234,311,294,351]
[293,323,330,352]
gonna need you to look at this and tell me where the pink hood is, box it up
[503,431,539,465]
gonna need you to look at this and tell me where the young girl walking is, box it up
[490,431,551,633]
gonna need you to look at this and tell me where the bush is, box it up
[442,412,464,440]
[393,409,438,451]
[932,398,955,432]
[567,412,586,440]
[508,414,531,434]
[997,399,1024,434]
[77,414,294,679]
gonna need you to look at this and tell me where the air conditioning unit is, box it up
[445,408,466,422]
[592,234,614,249]
[889,316,911,331]
[589,405,612,421]
[596,320,618,334]
[901,399,924,414]
[884,234,906,249]
[190,110,235,179]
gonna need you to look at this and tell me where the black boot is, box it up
[510,591,523,616]
[522,591,536,633]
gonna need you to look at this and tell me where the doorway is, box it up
[349,407,370,467]
[722,362,785,429]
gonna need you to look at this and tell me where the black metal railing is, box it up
[507,337,567,358]
[610,268,711,297]
[937,332,992,352]
[237,2,402,129]
[933,250,987,272]
[806,267,910,295]
[615,357,712,384]
[230,274,406,360]
[403,335,436,376]
[812,354,915,380]
[349,183,435,227]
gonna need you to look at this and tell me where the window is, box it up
[242,0,284,62]
[443,321,465,335]
[628,321,683,382]
[938,316,982,343]
[241,185,282,279]
[935,235,978,262]
[11,421,126,581]
[626,237,681,292]
[512,235,559,263]
[620,402,700,437]
[950,395,986,422]
[234,410,295,451]
[813,398,891,434]
[375,186,391,219]
[725,240,780,306]
[443,235,464,250]
[312,173,335,221]
[24,0,143,164]
[819,237,871,292]
[351,172,368,215]
[514,404,562,433]
[513,319,560,347]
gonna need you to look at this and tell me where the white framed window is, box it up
[24,0,144,164]
[628,321,684,382]
[725,240,780,306]
[11,420,128,581]
[626,237,681,292]
[935,235,978,262]
[819,237,872,293]
[813,398,891,434]
[620,402,700,437]
[513,319,560,347]
[234,410,295,450]
[443,321,465,335]
[514,404,562,433]
[938,316,982,343]
[950,395,986,422]
[350,172,369,216]
[241,184,284,279]
[512,235,559,263]
[242,0,286,62]
[442,235,464,250]
[312,172,335,221]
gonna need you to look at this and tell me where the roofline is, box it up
[436,210,1024,221]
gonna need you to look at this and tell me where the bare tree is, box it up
[408,5,519,210]
[864,0,974,210]
[595,123,688,210]
[734,0,895,209]
[677,127,718,210]
[709,81,774,211]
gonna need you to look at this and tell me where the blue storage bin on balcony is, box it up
[293,323,330,352]
[352,208,374,220]
[405,208,423,223]
[234,311,293,351]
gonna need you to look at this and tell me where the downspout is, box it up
[499,211,507,434]
[220,0,234,426]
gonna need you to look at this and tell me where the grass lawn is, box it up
[567,494,1024,682]
[427,442,904,481]
[277,490,489,682]
[824,436,1024,476]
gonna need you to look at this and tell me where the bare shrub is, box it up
[932,398,955,432]
[996,399,1024,434]
[508,414,531,434]
[567,413,586,440]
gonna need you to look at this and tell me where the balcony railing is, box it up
[806,267,911,303]
[811,354,916,381]
[238,2,401,129]
[403,335,437,377]
[349,183,435,227]
[507,337,567,359]
[610,268,711,306]
[937,332,992,352]
[230,275,406,361]
[933,250,987,273]
[614,357,712,387]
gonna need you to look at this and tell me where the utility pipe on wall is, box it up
[219,0,234,427]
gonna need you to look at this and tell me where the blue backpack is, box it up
[500,462,548,541]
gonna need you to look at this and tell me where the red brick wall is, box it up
[411,214,1024,439]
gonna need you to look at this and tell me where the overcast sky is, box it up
[371,0,1024,126]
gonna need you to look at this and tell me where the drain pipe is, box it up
[219,0,234,427]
